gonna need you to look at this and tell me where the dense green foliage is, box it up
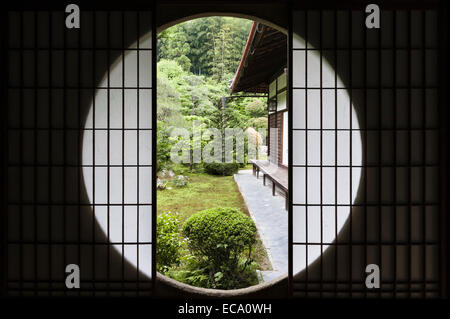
[181,207,257,288]
[156,17,268,173]
[156,212,184,273]
[158,17,252,79]
[156,58,267,172]
[166,255,259,289]
[157,121,172,171]
[203,162,240,176]
[157,58,264,130]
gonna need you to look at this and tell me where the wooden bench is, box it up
[250,159,288,210]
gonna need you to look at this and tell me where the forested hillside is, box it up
[158,17,252,81]
[157,17,267,171]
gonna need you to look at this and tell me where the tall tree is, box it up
[158,17,252,78]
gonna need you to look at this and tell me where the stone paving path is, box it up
[234,170,288,282]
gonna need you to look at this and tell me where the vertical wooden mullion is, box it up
[287,1,293,298]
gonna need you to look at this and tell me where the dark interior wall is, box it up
[5,10,154,296]
[290,8,443,298]
[156,0,288,33]
[2,0,447,298]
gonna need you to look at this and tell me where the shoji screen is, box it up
[5,9,155,296]
[290,8,442,298]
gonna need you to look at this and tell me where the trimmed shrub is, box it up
[166,256,259,289]
[182,207,257,289]
[203,162,239,176]
[156,212,183,273]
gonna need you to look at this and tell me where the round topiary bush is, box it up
[182,207,257,288]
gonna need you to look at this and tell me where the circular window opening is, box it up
[81,13,362,291]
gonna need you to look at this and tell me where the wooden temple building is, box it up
[230,22,288,208]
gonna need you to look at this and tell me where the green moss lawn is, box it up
[157,171,272,271]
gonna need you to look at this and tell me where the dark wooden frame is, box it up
[0,0,447,299]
